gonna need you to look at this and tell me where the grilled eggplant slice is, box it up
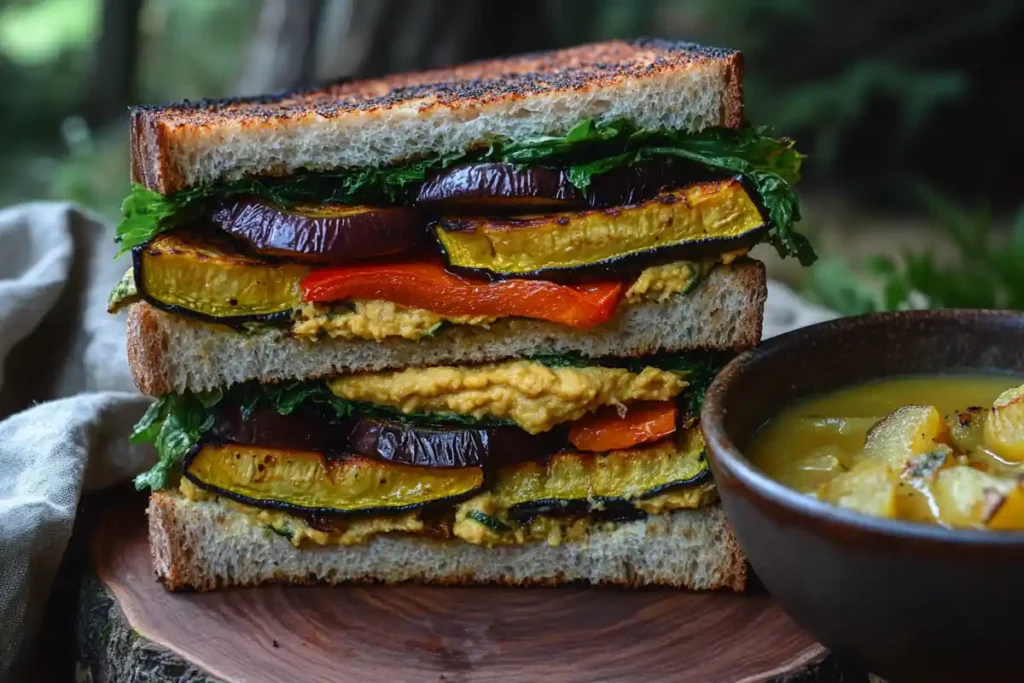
[435,178,767,280]
[416,162,707,211]
[495,429,710,520]
[134,232,308,323]
[210,405,354,454]
[184,443,484,516]
[348,416,565,467]
[211,199,428,264]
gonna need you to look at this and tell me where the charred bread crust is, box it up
[149,490,192,591]
[126,301,172,397]
[130,39,744,194]
[148,491,748,592]
[124,260,767,396]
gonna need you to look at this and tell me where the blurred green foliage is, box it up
[0,0,255,217]
[803,189,1024,314]
[0,0,96,64]
[764,62,967,169]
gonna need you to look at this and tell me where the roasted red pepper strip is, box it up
[569,401,678,452]
[301,261,623,328]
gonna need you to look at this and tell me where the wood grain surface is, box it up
[89,503,833,683]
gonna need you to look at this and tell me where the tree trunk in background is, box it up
[235,0,327,96]
[83,0,142,125]
[314,0,400,81]
[312,0,558,84]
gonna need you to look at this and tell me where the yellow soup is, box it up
[748,375,1024,530]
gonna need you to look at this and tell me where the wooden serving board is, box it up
[75,503,854,683]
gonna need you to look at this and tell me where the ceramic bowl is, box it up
[701,310,1024,683]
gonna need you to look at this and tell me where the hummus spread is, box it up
[327,360,687,434]
[180,478,425,547]
[292,300,496,341]
[289,255,748,341]
[623,249,747,303]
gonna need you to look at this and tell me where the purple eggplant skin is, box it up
[208,405,565,468]
[210,198,429,264]
[209,405,354,454]
[348,416,566,468]
[415,161,720,212]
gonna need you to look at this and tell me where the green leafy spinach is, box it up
[131,391,222,490]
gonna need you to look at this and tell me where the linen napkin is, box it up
[0,203,152,681]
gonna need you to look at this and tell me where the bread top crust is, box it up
[134,39,741,125]
[130,39,744,193]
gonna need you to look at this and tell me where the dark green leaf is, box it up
[195,388,224,409]
[230,380,511,427]
[466,510,511,532]
[130,397,169,443]
[132,393,215,491]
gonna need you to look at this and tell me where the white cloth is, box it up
[764,279,838,339]
[0,202,836,680]
[0,203,153,682]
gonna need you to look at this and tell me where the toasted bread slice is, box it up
[131,39,744,194]
[127,260,765,396]
[149,491,747,592]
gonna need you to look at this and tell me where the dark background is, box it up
[2,0,1022,307]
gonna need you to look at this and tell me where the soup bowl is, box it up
[701,310,1024,683]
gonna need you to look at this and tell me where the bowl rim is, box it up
[701,308,1024,546]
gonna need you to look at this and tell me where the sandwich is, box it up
[108,39,813,592]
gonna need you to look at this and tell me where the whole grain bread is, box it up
[127,260,766,396]
[149,491,747,592]
[130,39,743,194]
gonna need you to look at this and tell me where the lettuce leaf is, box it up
[131,392,220,490]
[115,119,813,263]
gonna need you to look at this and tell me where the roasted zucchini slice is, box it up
[494,428,709,519]
[183,443,484,515]
[435,178,766,280]
[133,232,309,323]
[453,429,713,543]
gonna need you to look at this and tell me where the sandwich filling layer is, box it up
[133,353,723,548]
[109,244,748,341]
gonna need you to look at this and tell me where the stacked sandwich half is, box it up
[110,39,813,591]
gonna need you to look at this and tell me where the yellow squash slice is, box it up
[184,443,485,514]
[489,428,709,507]
[435,178,765,277]
[134,232,309,320]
